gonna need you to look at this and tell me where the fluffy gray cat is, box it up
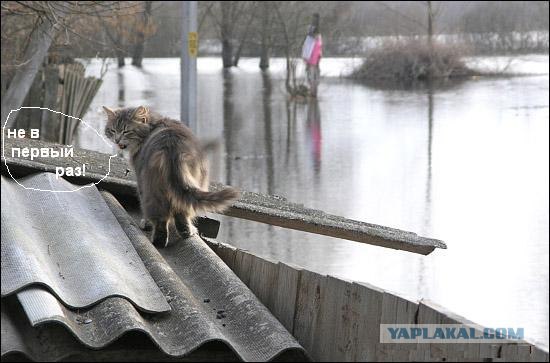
[103,105,239,247]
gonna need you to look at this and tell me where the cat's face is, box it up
[103,106,150,150]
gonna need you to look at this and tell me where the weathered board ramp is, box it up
[205,240,550,362]
[2,137,445,255]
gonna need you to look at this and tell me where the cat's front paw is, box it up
[152,233,168,248]
[175,227,196,240]
[151,224,168,248]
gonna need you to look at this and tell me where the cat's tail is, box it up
[187,187,240,213]
[163,152,240,214]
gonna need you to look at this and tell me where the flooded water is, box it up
[78,55,549,346]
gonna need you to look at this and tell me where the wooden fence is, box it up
[206,239,549,362]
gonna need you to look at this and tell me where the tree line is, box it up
[1,1,549,124]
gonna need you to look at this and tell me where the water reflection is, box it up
[284,101,297,168]
[306,98,322,177]
[419,84,434,298]
[117,71,125,106]
[424,85,434,234]
[222,69,235,186]
[262,71,275,195]
[222,69,237,242]
[261,71,280,256]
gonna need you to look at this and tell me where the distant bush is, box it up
[351,41,477,84]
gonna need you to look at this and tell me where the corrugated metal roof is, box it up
[1,173,307,362]
[1,173,170,313]
[2,296,87,361]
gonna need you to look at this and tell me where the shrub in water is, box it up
[351,40,475,84]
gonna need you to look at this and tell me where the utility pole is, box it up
[427,1,433,53]
[181,1,198,133]
[427,1,434,78]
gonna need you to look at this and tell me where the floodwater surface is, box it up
[77,55,549,346]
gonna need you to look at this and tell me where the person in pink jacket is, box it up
[302,13,322,97]
[308,36,323,67]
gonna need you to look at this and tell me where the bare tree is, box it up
[259,1,272,70]
[132,1,153,67]
[1,1,143,128]
[1,2,69,127]
[232,2,258,67]
[271,2,312,96]
[97,10,127,67]
[427,1,434,53]
[96,2,148,67]
[204,1,249,68]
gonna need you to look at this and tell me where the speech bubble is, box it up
[2,106,118,193]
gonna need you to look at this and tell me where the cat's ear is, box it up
[132,106,149,124]
[102,106,116,120]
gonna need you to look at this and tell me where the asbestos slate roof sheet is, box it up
[2,296,87,362]
[1,173,307,362]
[2,296,238,362]
[1,173,170,313]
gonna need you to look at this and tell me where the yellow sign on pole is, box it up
[188,32,198,57]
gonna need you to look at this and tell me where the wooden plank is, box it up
[395,294,421,361]
[332,277,358,362]
[394,293,419,324]
[351,282,384,362]
[421,297,473,362]
[345,283,365,361]
[247,255,279,313]
[530,346,550,362]
[479,344,500,361]
[462,342,481,362]
[321,276,355,362]
[40,65,60,142]
[220,189,445,255]
[376,292,419,362]
[1,138,446,255]
[207,240,237,272]
[27,73,43,132]
[417,299,444,324]
[292,269,327,361]
[379,291,419,326]
[516,344,532,362]
[417,299,446,362]
[503,344,521,362]
[208,246,302,342]
[408,343,432,362]
[272,262,301,333]
[311,275,347,360]
[232,249,255,287]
